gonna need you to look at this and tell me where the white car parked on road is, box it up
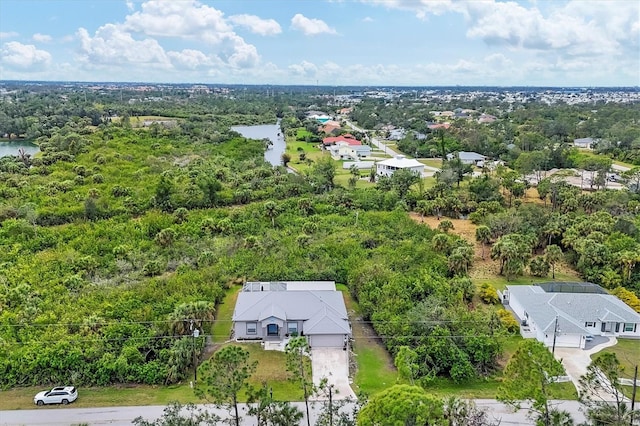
[33,386,78,406]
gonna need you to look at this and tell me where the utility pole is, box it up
[551,316,559,354]
[190,320,200,384]
[329,386,333,426]
[631,365,637,426]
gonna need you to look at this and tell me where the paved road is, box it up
[0,400,586,426]
[345,120,399,157]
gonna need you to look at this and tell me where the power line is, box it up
[3,333,512,347]
[0,318,505,328]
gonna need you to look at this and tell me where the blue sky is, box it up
[1,0,638,86]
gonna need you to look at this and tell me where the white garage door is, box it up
[309,334,342,348]
[555,334,582,348]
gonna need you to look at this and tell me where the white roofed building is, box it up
[376,155,425,178]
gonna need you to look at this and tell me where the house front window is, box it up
[624,323,635,332]
[585,322,596,327]
[287,322,298,335]
[267,324,279,336]
[246,322,257,335]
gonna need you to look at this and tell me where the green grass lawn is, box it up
[295,129,313,140]
[595,338,640,380]
[240,343,303,401]
[420,158,443,168]
[340,285,402,396]
[0,384,200,410]
[592,338,640,401]
[130,116,179,127]
[212,286,241,343]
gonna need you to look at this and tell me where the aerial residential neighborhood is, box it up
[1,0,639,424]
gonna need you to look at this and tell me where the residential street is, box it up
[0,400,586,426]
[345,120,399,157]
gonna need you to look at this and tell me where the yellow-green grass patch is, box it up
[212,286,240,344]
[420,158,443,168]
[0,384,199,410]
[595,339,640,380]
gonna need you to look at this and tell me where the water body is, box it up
[231,120,285,167]
[0,141,40,158]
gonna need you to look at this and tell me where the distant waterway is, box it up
[231,120,285,167]
[0,141,40,158]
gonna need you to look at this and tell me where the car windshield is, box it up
[69,387,76,394]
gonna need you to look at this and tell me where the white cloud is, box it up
[126,0,135,11]
[73,1,261,72]
[1,41,52,70]
[121,1,260,67]
[362,0,464,19]
[77,24,171,67]
[32,33,53,43]
[0,32,19,39]
[124,0,232,42]
[229,14,282,36]
[362,0,639,59]
[224,34,260,68]
[291,14,337,36]
[362,16,374,22]
[288,60,318,77]
[167,49,214,69]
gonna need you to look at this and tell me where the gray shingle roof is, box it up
[233,290,349,336]
[447,151,486,161]
[507,285,640,335]
[304,306,351,335]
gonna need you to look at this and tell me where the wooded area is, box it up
[0,84,638,396]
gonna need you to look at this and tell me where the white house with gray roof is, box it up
[232,281,351,348]
[446,151,486,165]
[503,285,640,349]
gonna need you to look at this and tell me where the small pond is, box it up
[231,120,285,167]
[0,141,40,158]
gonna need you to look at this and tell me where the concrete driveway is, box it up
[553,336,617,399]
[310,348,355,400]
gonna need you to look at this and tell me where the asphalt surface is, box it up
[0,400,587,426]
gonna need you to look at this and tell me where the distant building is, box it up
[573,137,595,150]
[446,151,486,165]
[322,134,361,147]
[388,128,406,140]
[427,122,451,130]
[478,114,497,124]
[376,155,425,178]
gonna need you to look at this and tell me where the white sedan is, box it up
[34,386,78,406]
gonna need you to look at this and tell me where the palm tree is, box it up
[475,225,491,260]
[168,301,216,336]
[432,233,451,255]
[617,250,640,283]
[297,198,313,216]
[448,246,473,276]
[543,215,563,246]
[415,200,430,222]
[438,220,454,233]
[264,201,279,228]
[544,245,563,279]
